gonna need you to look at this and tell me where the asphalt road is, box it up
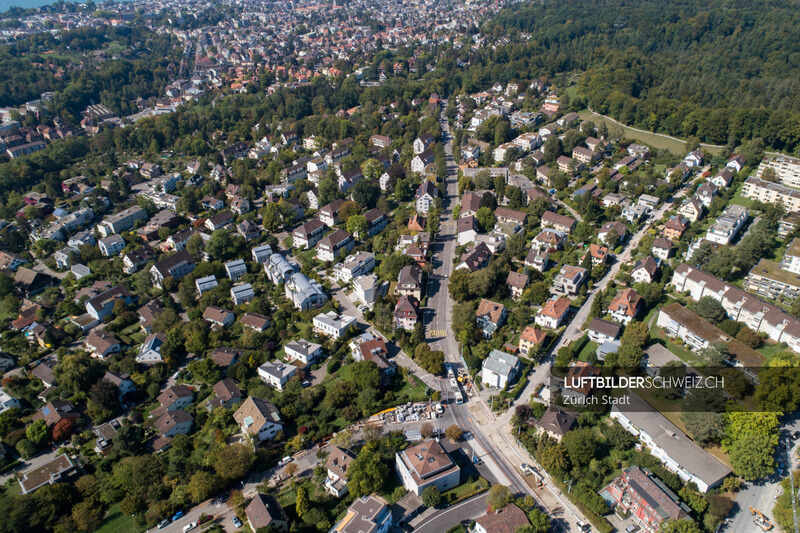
[421,103,535,499]
[728,415,800,532]
[414,493,490,533]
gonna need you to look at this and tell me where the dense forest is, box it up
[485,0,800,152]
[0,25,181,113]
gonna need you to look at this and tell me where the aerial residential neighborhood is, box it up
[0,0,798,532]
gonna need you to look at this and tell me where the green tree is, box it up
[348,442,390,497]
[475,206,496,232]
[261,202,282,232]
[214,443,254,482]
[445,424,463,443]
[690,296,727,325]
[421,486,442,507]
[296,486,310,517]
[729,433,776,480]
[346,214,369,238]
[188,471,222,503]
[488,484,513,511]
[351,179,381,209]
[71,501,104,532]
[562,428,597,467]
[26,419,49,447]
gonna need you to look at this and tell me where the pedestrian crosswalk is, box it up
[427,329,446,338]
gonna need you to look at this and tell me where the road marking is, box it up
[427,329,445,338]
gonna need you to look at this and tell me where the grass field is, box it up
[578,110,725,156]
[95,504,139,533]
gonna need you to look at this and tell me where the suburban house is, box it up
[225,259,248,280]
[587,318,621,345]
[233,397,284,442]
[99,235,125,257]
[535,407,576,441]
[395,440,461,496]
[601,466,690,532]
[330,494,391,533]
[86,285,137,321]
[598,221,628,245]
[136,332,166,365]
[206,379,243,411]
[506,271,528,299]
[518,326,547,356]
[240,313,270,333]
[154,409,193,438]
[203,306,235,329]
[538,211,575,234]
[474,504,530,533]
[610,394,732,492]
[481,349,521,389]
[532,229,566,250]
[475,299,507,338]
[292,218,327,249]
[396,265,424,300]
[19,455,76,495]
[394,295,419,330]
[663,215,690,241]
[245,494,289,533]
[651,237,675,261]
[319,199,347,227]
[196,275,218,295]
[285,272,327,310]
[535,297,571,329]
[415,180,437,214]
[313,311,357,339]
[285,339,323,365]
[231,284,255,305]
[456,242,492,271]
[258,361,298,391]
[85,330,121,359]
[553,265,588,296]
[157,385,193,412]
[150,251,196,288]
[525,249,549,272]
[608,288,643,325]
[324,446,356,497]
[316,229,355,263]
[679,198,705,223]
[632,256,659,284]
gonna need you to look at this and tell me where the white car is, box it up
[182,523,198,533]
[278,456,293,467]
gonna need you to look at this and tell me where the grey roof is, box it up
[483,349,519,377]
[587,318,621,339]
[611,394,732,488]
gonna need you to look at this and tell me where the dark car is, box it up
[794,430,800,439]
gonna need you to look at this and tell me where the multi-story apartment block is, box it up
[97,206,148,237]
[756,155,800,188]
[706,205,748,245]
[742,176,800,212]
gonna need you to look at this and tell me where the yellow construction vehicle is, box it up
[750,507,774,531]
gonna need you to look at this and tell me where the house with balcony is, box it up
[476,299,506,338]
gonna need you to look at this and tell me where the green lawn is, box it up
[95,504,140,533]
[577,110,724,156]
[729,182,755,208]
[576,340,599,362]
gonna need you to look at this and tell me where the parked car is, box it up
[182,523,197,533]
[278,456,293,467]
[626,525,640,533]
[157,519,170,529]
[172,511,185,522]
[232,516,243,528]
